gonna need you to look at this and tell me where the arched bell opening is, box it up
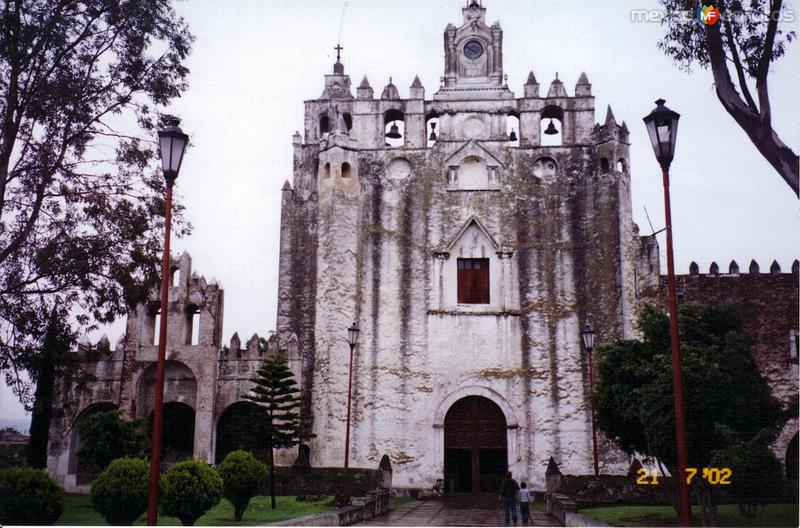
[541,105,564,146]
[506,112,520,146]
[384,109,405,147]
[319,114,330,136]
[426,111,441,148]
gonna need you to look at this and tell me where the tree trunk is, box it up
[234,505,244,522]
[705,19,800,196]
[694,481,716,526]
[269,439,276,509]
[26,339,57,468]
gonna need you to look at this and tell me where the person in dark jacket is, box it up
[498,471,520,525]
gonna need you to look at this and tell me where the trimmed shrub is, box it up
[160,459,223,526]
[0,467,64,525]
[218,450,268,521]
[91,457,150,525]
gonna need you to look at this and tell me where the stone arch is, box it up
[600,157,610,173]
[772,417,799,477]
[214,401,269,464]
[434,386,518,427]
[67,401,119,477]
[341,162,352,179]
[135,360,197,419]
[616,157,628,173]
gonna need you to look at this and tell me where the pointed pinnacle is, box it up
[282,180,292,191]
[359,75,371,88]
[577,71,589,84]
[526,71,537,84]
[605,105,616,125]
[411,75,423,88]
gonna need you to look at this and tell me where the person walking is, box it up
[518,482,532,525]
[499,470,520,525]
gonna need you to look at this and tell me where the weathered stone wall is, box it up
[46,252,303,489]
[642,262,799,408]
[279,30,655,489]
[269,467,383,497]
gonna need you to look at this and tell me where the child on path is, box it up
[518,482,532,525]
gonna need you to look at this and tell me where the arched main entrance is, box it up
[444,396,507,493]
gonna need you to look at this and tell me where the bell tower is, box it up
[436,0,513,100]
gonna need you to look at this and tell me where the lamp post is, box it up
[344,322,360,468]
[581,324,598,477]
[643,99,690,527]
[147,120,188,525]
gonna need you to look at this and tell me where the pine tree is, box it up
[244,355,302,509]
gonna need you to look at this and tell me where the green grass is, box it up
[388,496,414,510]
[56,493,333,526]
[579,503,799,527]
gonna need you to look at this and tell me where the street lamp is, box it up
[147,120,188,525]
[344,322,359,468]
[643,99,690,527]
[581,324,598,477]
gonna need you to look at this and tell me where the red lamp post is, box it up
[146,120,188,525]
[344,322,360,468]
[582,324,599,477]
[643,99,690,527]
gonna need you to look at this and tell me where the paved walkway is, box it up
[361,495,557,526]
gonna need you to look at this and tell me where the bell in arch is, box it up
[544,119,559,135]
[429,122,437,141]
[386,122,402,139]
[509,129,518,142]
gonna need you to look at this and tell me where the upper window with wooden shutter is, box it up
[457,258,490,304]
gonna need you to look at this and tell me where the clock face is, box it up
[463,40,484,60]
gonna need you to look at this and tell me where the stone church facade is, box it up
[276,2,659,491]
[46,2,798,494]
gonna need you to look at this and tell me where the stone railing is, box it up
[546,492,576,525]
[270,489,390,526]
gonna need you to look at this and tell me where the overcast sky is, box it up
[2,0,798,423]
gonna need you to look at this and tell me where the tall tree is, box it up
[26,305,77,468]
[0,0,193,425]
[245,355,302,509]
[658,0,798,195]
[593,303,783,526]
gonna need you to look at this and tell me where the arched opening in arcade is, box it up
[444,395,507,493]
[68,402,119,482]
[214,401,270,464]
[148,402,195,466]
